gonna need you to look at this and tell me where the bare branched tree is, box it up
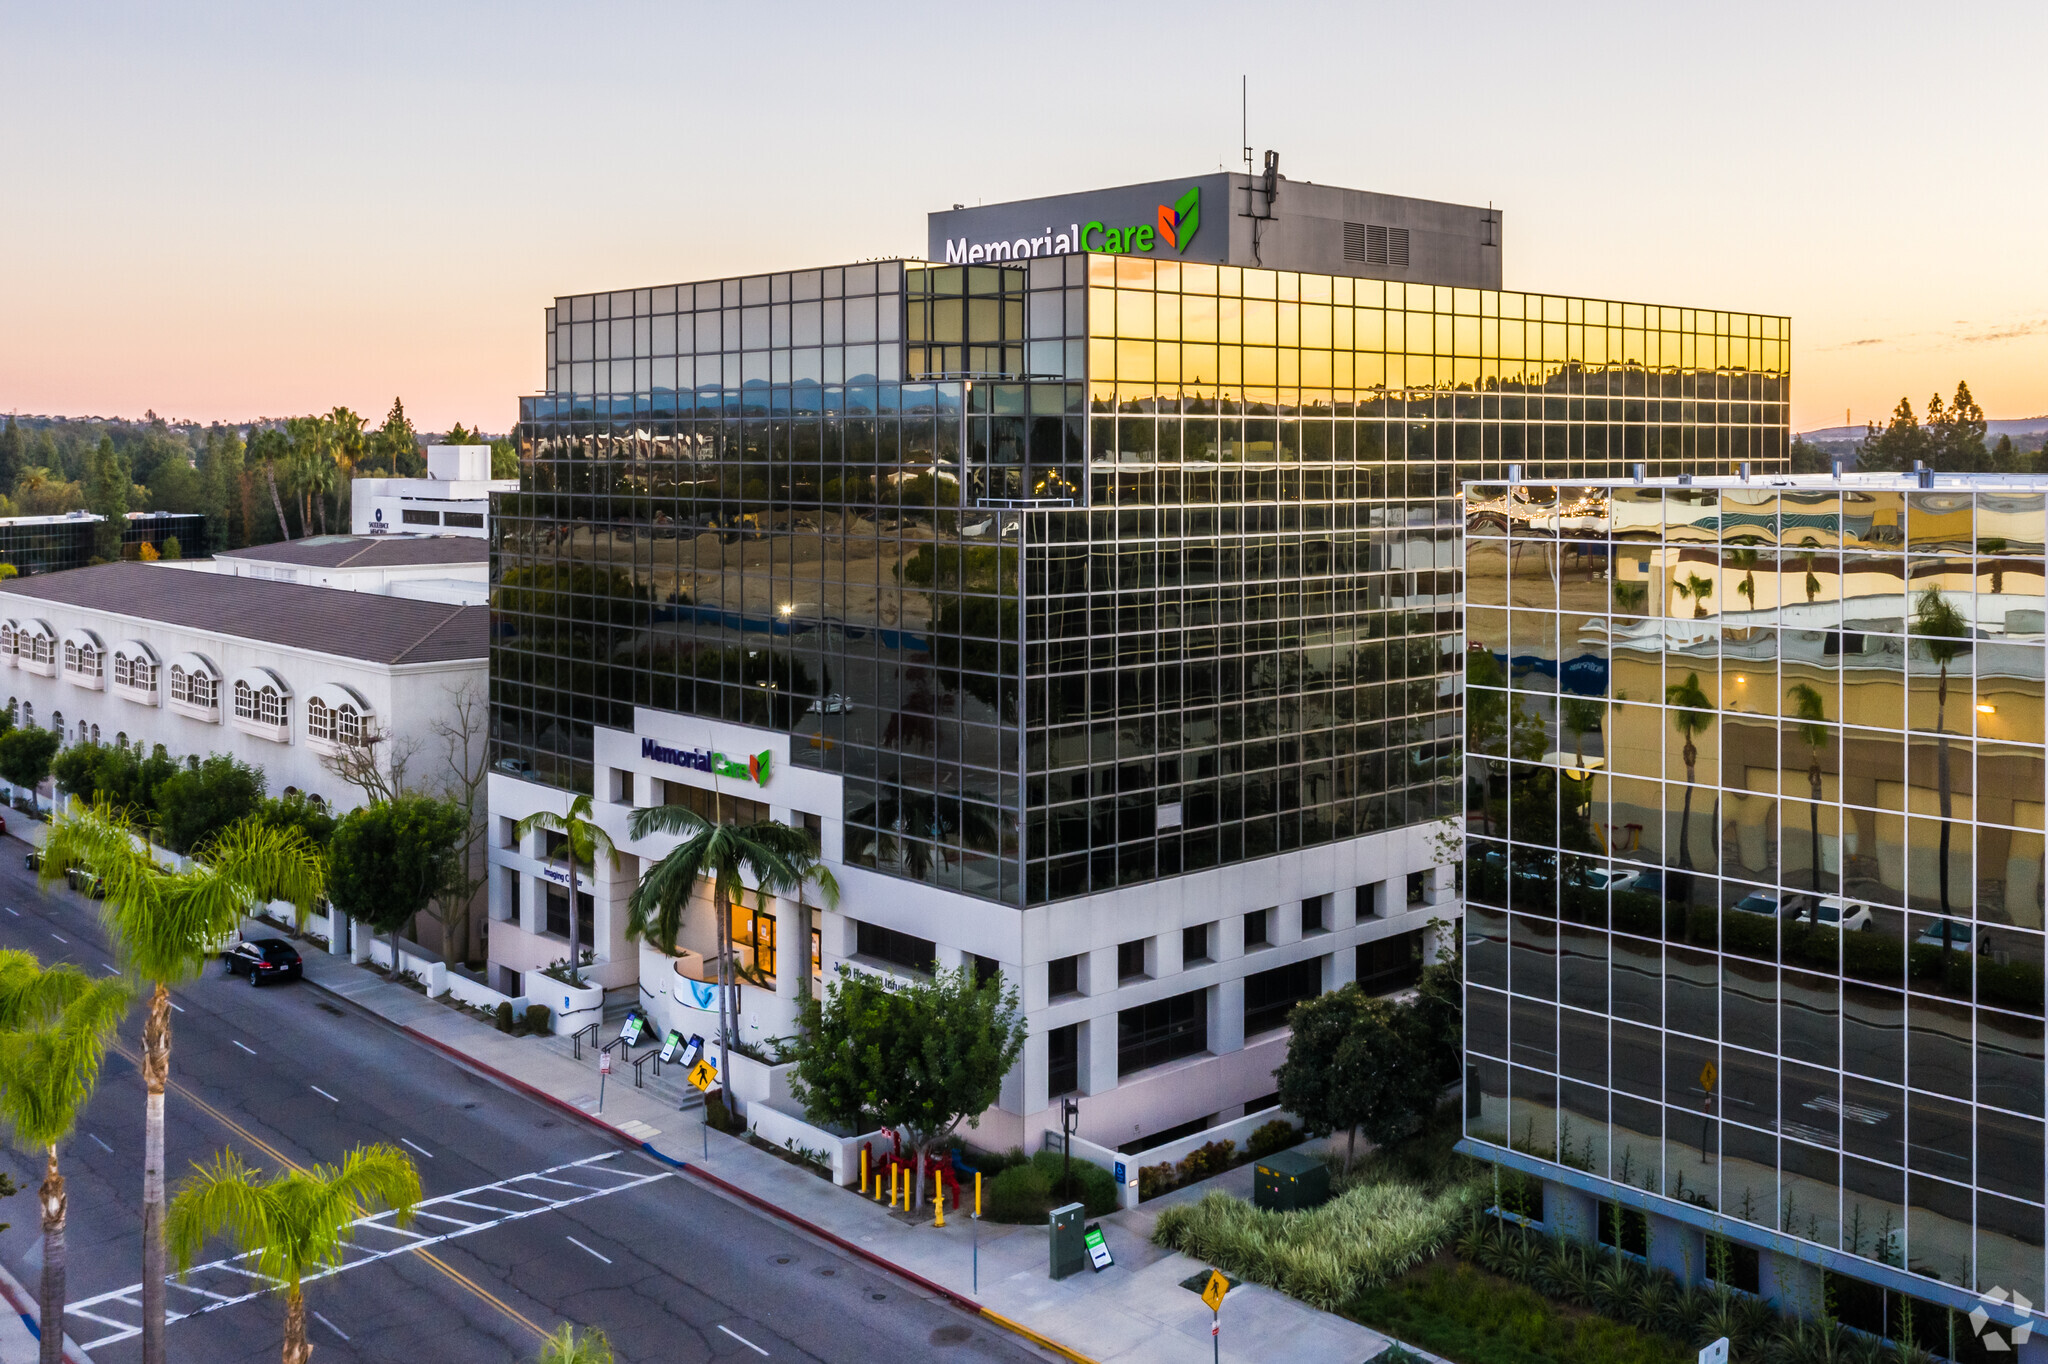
[431,684,490,967]
[317,725,418,808]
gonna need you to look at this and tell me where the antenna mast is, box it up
[1242,76,1251,173]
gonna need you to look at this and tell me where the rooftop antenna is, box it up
[1242,76,1253,174]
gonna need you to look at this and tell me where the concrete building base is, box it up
[1760,1251,1825,1320]
[1648,1213,1705,1286]
[1541,1181,1597,1243]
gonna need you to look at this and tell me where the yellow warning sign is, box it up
[688,1059,718,1092]
[1201,1270,1229,1312]
[1699,1061,1718,1094]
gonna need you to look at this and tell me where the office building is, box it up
[1462,472,2046,1345]
[488,169,1788,1148]
[0,562,485,815]
[177,534,489,606]
[353,444,515,539]
[0,511,207,577]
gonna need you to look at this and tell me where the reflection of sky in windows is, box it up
[1466,479,2048,1310]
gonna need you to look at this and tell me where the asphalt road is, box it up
[0,841,1041,1364]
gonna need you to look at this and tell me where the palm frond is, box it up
[0,976,130,1147]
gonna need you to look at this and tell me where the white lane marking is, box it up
[309,1085,338,1103]
[719,1324,770,1356]
[70,1152,672,1349]
[88,1134,113,1154]
[168,1001,184,1013]
[313,1310,349,1341]
[565,1235,612,1264]
[49,933,66,943]
[231,1040,256,1056]
[4,907,16,916]
[100,963,121,975]
[400,1137,434,1159]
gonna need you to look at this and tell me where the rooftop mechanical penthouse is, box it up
[486,168,1789,1152]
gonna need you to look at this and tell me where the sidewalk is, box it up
[267,921,1396,1364]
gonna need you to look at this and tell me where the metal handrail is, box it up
[571,1022,601,1059]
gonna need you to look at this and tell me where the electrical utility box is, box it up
[1049,1202,1088,1280]
[1253,1150,1331,1212]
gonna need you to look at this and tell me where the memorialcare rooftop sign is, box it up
[641,738,771,787]
[927,174,1230,267]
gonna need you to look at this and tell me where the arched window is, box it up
[308,793,327,810]
[89,724,99,745]
[115,732,127,750]
[306,697,366,747]
[113,646,158,696]
[233,679,287,727]
[170,665,218,711]
[62,639,101,680]
[0,624,15,658]
[21,702,32,727]
[51,711,63,743]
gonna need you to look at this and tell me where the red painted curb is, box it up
[395,1025,986,1316]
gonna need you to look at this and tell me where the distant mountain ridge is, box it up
[1800,417,2048,443]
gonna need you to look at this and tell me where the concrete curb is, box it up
[0,1254,95,1364]
[393,1022,1092,1361]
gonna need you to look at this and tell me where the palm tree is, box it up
[1559,696,1604,827]
[626,801,840,1097]
[0,967,131,1364]
[1914,585,1969,917]
[168,1145,421,1364]
[1674,571,1715,620]
[536,1324,615,1363]
[1787,683,1832,893]
[515,794,616,986]
[324,407,367,532]
[1665,672,1716,874]
[43,798,324,1364]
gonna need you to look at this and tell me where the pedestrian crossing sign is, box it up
[688,1059,718,1092]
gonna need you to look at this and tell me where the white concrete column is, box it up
[770,897,800,1000]
[1327,944,1355,991]
[1016,1026,1047,1114]
[1156,928,1184,978]
[1218,912,1246,962]
[1081,1014,1118,1095]
[1213,979,1245,1054]
[328,912,351,957]
[1274,903,1302,947]
[1085,945,1116,995]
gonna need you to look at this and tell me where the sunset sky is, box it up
[5,0,2043,434]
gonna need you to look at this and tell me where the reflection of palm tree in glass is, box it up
[1801,550,1822,607]
[1979,537,2007,595]
[1675,572,1715,620]
[1787,683,1831,892]
[1729,548,1761,613]
[1666,672,1715,872]
[1559,695,1603,827]
[1913,586,1968,917]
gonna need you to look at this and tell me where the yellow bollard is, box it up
[975,1170,982,1218]
[860,1145,869,1196]
[935,1177,945,1228]
[892,1165,902,1209]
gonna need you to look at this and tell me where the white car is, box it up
[1800,897,1873,932]
[807,694,855,714]
[1732,889,1798,918]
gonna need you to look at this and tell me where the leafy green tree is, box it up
[1787,683,1832,892]
[153,754,266,854]
[44,800,323,1364]
[791,963,1026,1212]
[1926,382,1988,471]
[1674,570,1714,619]
[1914,586,1969,916]
[490,439,519,479]
[1859,397,1928,473]
[1665,672,1715,874]
[514,795,616,986]
[1274,984,1438,1171]
[1409,921,1464,1086]
[169,1145,421,1364]
[257,791,337,850]
[198,426,247,548]
[0,416,21,489]
[160,536,181,560]
[0,960,130,1364]
[627,802,839,1085]
[328,796,467,971]
[0,725,62,800]
[247,427,294,542]
[145,453,205,516]
[370,399,417,476]
[86,436,128,561]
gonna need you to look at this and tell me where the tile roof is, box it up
[215,535,488,569]
[0,563,486,666]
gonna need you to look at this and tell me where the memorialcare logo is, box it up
[1156,185,1200,254]
[640,738,772,787]
[942,184,1203,263]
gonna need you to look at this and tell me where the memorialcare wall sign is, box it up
[941,184,1204,263]
[640,738,771,787]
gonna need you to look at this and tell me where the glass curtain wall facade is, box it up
[497,255,1787,909]
[1463,477,2047,1316]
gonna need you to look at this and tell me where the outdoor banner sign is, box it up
[659,1029,685,1063]
[620,1012,646,1046]
[1084,1223,1112,1271]
[678,1034,705,1068]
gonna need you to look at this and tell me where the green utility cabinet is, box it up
[1253,1149,1330,1212]
[1049,1202,1088,1279]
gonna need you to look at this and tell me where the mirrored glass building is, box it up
[1463,473,2047,1346]
[486,170,1789,1149]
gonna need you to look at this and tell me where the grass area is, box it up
[1352,1261,1691,1364]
